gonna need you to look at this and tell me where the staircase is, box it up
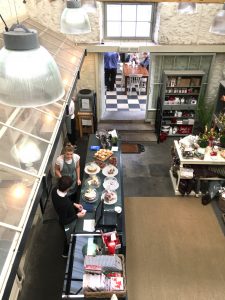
[97,119,157,143]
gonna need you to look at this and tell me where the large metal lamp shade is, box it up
[177,3,196,14]
[0,24,65,107]
[210,4,225,35]
[61,0,91,34]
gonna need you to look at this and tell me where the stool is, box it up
[77,111,94,138]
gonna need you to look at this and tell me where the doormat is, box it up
[121,143,145,154]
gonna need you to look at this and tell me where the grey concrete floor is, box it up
[17,137,174,300]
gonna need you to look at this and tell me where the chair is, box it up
[118,63,125,91]
[128,74,142,95]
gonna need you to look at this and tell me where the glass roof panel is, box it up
[0,18,85,298]
[38,37,59,55]
[0,126,49,172]
[40,32,63,47]
[10,108,58,141]
[58,66,74,88]
[0,167,35,227]
[36,100,64,118]
[0,228,17,277]
[0,105,15,123]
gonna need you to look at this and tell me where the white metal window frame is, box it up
[104,2,157,40]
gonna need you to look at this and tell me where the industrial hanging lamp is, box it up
[210,4,225,35]
[0,23,65,107]
[61,0,91,34]
[177,3,197,14]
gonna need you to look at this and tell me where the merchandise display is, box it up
[156,70,205,142]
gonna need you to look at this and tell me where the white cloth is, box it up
[56,154,80,171]
[68,100,75,119]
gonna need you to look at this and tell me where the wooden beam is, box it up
[98,0,224,3]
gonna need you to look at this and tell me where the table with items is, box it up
[63,134,126,299]
[123,63,149,94]
[170,140,225,196]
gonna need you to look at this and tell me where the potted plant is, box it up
[220,133,225,148]
[198,134,209,148]
[198,127,218,148]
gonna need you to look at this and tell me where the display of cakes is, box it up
[94,149,113,161]
[85,175,101,188]
[102,190,117,204]
[83,188,97,202]
[84,162,100,175]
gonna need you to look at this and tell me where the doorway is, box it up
[102,52,150,121]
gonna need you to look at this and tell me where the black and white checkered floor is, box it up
[105,74,147,111]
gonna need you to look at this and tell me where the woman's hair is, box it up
[57,176,73,192]
[63,143,74,153]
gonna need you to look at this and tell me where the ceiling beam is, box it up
[98,0,224,3]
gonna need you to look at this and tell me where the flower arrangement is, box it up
[198,127,218,148]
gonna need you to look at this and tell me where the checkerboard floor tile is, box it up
[105,73,147,111]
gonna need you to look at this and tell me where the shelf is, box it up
[162,123,194,126]
[165,93,199,96]
[163,104,197,110]
[162,116,194,119]
[166,86,201,88]
[156,70,205,142]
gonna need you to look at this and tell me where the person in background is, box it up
[140,52,150,70]
[66,97,76,147]
[104,52,120,91]
[55,143,81,202]
[129,52,139,65]
[52,176,86,257]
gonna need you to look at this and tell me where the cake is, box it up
[104,191,116,203]
[87,176,100,187]
[84,189,96,201]
[87,163,97,173]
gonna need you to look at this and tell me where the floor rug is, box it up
[121,143,145,154]
[125,197,225,300]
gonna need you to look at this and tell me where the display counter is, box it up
[170,140,225,196]
[63,134,126,299]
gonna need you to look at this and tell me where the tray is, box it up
[94,149,113,162]
[84,254,126,298]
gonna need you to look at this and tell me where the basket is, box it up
[84,254,126,298]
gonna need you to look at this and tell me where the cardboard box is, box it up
[177,78,191,87]
[190,77,201,86]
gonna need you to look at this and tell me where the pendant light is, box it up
[210,4,225,35]
[0,23,65,107]
[178,3,197,14]
[61,0,91,34]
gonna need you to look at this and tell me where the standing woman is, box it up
[55,143,81,201]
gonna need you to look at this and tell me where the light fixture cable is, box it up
[12,0,19,24]
[0,14,9,32]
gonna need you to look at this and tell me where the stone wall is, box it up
[26,0,101,43]
[76,52,96,92]
[157,3,225,45]
[0,0,27,30]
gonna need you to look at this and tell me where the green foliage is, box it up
[197,95,214,131]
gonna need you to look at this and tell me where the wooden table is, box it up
[123,63,149,94]
[170,140,225,196]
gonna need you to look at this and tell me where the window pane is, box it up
[137,5,152,21]
[122,22,136,37]
[107,22,121,37]
[122,5,136,21]
[136,22,151,37]
[107,5,121,21]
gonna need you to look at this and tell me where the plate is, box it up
[84,162,100,175]
[101,190,117,205]
[82,188,98,203]
[94,149,113,162]
[84,175,101,188]
[102,164,118,177]
[103,177,119,191]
